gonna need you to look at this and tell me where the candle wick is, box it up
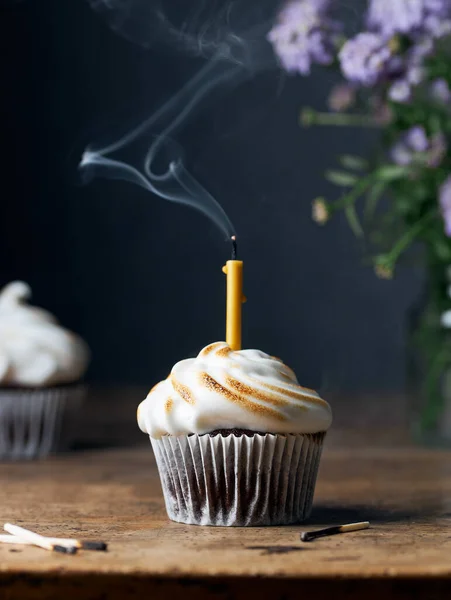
[231,235,237,260]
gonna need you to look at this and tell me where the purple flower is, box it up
[389,81,412,103]
[367,0,423,36]
[268,0,341,75]
[406,126,429,152]
[423,12,451,37]
[390,127,426,165]
[366,0,451,37]
[390,126,447,167]
[339,33,430,103]
[439,175,451,236]
[339,32,394,86]
[430,78,451,103]
[387,39,431,102]
[389,61,425,102]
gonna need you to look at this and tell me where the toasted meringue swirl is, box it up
[137,342,332,438]
[0,281,89,387]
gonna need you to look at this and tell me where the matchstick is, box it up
[300,521,370,542]
[4,523,77,554]
[0,534,107,551]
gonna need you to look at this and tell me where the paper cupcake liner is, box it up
[151,431,325,526]
[0,386,85,460]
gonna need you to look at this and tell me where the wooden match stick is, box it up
[300,521,370,542]
[4,524,77,554]
[0,534,107,551]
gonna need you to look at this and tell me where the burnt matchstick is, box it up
[4,524,78,555]
[300,521,370,542]
[77,541,108,551]
[231,235,237,260]
[0,534,107,551]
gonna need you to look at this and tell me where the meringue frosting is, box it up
[138,342,332,438]
[0,281,90,387]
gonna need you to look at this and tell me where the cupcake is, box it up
[138,341,332,526]
[0,281,90,460]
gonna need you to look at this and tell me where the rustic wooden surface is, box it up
[2,437,451,599]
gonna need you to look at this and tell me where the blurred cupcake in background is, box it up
[0,281,89,460]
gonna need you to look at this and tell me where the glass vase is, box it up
[407,270,451,446]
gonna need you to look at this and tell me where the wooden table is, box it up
[2,440,451,599]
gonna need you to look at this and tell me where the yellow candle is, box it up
[222,259,245,350]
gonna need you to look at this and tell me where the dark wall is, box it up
[0,0,423,393]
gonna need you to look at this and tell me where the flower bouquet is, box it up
[268,0,451,443]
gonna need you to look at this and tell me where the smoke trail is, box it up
[87,0,274,62]
[80,0,275,239]
[80,57,241,237]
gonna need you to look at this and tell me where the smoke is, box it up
[87,0,274,62]
[80,0,276,239]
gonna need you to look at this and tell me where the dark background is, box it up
[0,0,423,395]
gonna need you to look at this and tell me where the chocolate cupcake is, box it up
[138,341,332,526]
[0,282,89,460]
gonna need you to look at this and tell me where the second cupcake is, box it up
[0,281,90,460]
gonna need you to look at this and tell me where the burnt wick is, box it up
[231,235,237,260]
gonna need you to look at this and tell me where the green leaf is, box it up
[325,170,358,187]
[374,165,410,182]
[339,155,368,171]
[364,181,386,221]
[434,239,451,262]
[344,203,364,238]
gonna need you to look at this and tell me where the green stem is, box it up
[330,175,374,212]
[364,180,386,222]
[386,211,438,264]
[300,108,382,128]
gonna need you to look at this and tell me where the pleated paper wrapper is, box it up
[151,431,325,526]
[0,386,85,460]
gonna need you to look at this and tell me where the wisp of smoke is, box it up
[87,0,274,61]
[80,0,276,239]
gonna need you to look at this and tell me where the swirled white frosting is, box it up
[138,342,332,438]
[0,281,90,387]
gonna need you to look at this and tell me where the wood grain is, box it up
[1,439,451,599]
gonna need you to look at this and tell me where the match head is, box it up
[81,541,108,551]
